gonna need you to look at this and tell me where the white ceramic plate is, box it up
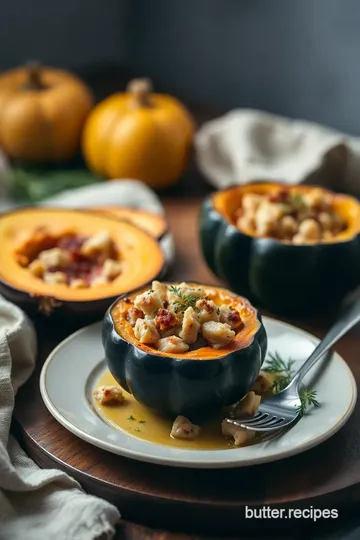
[40,317,357,468]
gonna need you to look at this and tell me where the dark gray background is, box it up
[1,1,359,132]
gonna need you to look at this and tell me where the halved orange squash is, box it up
[0,207,165,320]
[89,206,168,240]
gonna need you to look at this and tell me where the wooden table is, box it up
[13,196,360,540]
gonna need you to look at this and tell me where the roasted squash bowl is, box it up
[102,282,267,418]
[200,182,360,315]
[0,208,165,321]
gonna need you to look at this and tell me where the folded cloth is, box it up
[42,179,175,266]
[0,297,120,540]
[195,108,360,197]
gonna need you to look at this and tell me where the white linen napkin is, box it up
[0,178,174,539]
[0,297,120,540]
[195,108,360,197]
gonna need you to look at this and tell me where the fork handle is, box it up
[290,295,360,389]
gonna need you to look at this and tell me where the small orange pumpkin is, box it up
[0,62,94,163]
[82,79,195,189]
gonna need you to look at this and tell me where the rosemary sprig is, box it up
[263,352,320,415]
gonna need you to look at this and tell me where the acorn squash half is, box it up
[0,208,165,320]
[103,282,267,418]
[200,182,360,315]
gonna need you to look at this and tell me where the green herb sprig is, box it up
[263,352,320,415]
[169,285,198,314]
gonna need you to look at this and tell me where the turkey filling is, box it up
[16,228,122,288]
[127,281,243,352]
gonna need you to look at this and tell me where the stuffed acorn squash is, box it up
[0,208,165,320]
[200,182,360,315]
[103,281,267,417]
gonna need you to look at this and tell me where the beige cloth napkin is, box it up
[195,108,360,197]
[0,297,120,540]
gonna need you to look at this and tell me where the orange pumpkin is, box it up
[0,62,94,163]
[82,79,195,189]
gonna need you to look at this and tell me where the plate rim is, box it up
[39,317,358,469]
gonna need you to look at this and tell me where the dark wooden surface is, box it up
[13,198,360,540]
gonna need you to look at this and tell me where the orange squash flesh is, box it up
[111,282,261,360]
[88,206,168,240]
[0,208,164,302]
[212,182,360,243]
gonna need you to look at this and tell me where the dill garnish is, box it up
[263,352,320,415]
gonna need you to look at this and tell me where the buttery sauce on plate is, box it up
[94,371,235,450]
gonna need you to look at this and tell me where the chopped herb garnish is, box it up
[297,390,320,417]
[135,428,141,432]
[139,419,146,424]
[290,193,304,206]
[169,285,181,296]
[127,415,136,421]
[216,306,220,315]
[263,352,320,415]
[174,294,198,313]
[147,289,154,294]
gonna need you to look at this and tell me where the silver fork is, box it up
[224,296,360,433]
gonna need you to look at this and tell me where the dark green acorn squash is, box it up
[102,282,267,418]
[199,182,360,315]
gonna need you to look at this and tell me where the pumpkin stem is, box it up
[127,78,153,107]
[22,61,47,91]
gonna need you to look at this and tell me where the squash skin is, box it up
[200,186,360,315]
[0,207,166,324]
[103,285,267,418]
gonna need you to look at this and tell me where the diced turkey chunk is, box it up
[91,276,108,287]
[81,230,111,257]
[171,416,200,440]
[221,420,256,446]
[134,318,160,344]
[127,306,144,326]
[38,247,70,269]
[152,280,168,302]
[251,371,274,395]
[102,258,123,279]
[28,259,45,277]
[157,336,189,353]
[70,278,87,289]
[43,271,67,284]
[93,385,125,405]
[167,283,206,304]
[155,308,178,331]
[232,391,261,417]
[201,321,235,348]
[179,283,206,299]
[196,298,220,324]
[219,305,242,329]
[179,306,200,344]
[134,290,163,316]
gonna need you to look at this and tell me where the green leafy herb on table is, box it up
[9,165,101,202]
[263,352,320,416]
